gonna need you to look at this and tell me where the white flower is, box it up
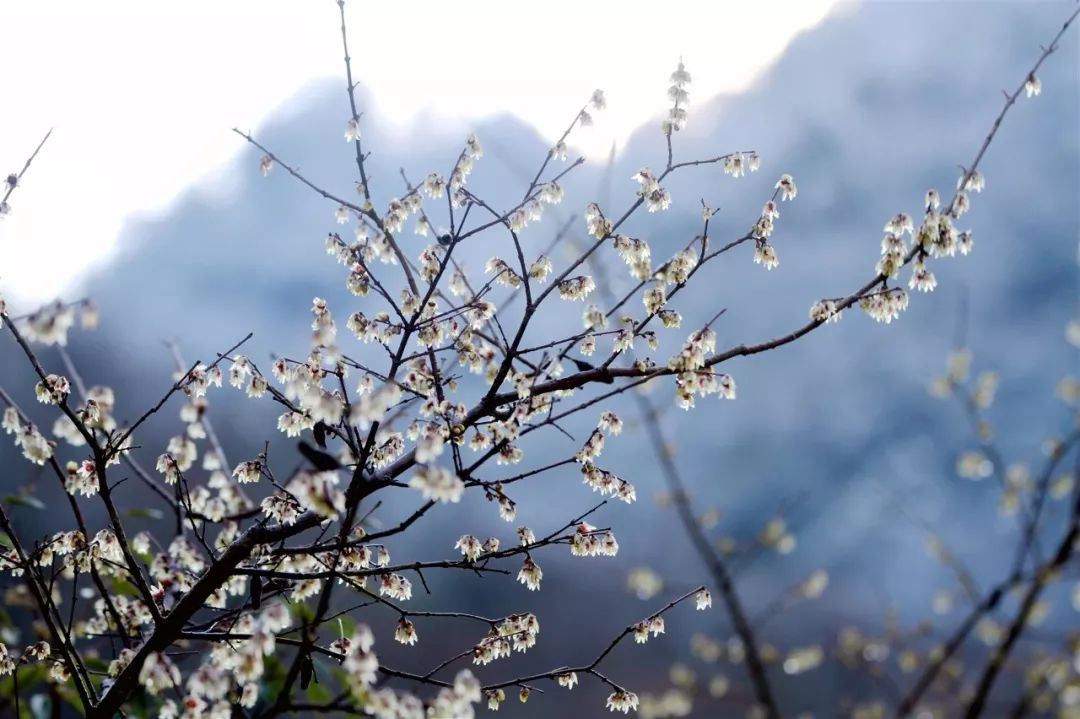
[583,303,608,331]
[66,459,100,498]
[415,432,445,463]
[229,355,252,388]
[606,690,639,714]
[539,182,563,205]
[344,118,360,142]
[139,652,182,696]
[528,256,553,282]
[261,494,302,525]
[958,170,985,193]
[277,411,313,438]
[240,684,258,708]
[16,425,54,465]
[753,243,779,270]
[423,173,446,199]
[394,618,418,645]
[465,133,483,159]
[670,60,691,87]
[598,411,623,435]
[775,174,797,201]
[884,213,914,236]
[155,453,180,484]
[655,248,698,286]
[232,460,262,484]
[860,288,909,324]
[957,230,974,255]
[1025,73,1042,98]
[798,571,829,599]
[455,669,482,703]
[409,465,464,503]
[663,60,692,132]
[659,309,682,328]
[613,328,634,354]
[18,302,77,346]
[632,168,657,187]
[0,645,12,677]
[517,557,542,591]
[259,155,273,177]
[809,300,842,324]
[584,203,612,238]
[957,451,993,480]
[2,408,20,435]
[455,535,483,561]
[497,495,516,522]
[485,257,522,288]
[954,191,970,217]
[695,588,713,610]
[783,646,824,675]
[486,689,505,710]
[379,573,413,601]
[908,260,937,293]
[246,375,269,398]
[579,334,597,356]
[753,214,774,240]
[288,470,345,519]
[723,154,745,178]
[644,186,671,212]
[131,532,152,555]
[34,374,70,405]
[925,188,941,211]
[558,276,596,301]
[509,208,528,232]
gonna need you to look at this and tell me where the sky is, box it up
[0,0,839,304]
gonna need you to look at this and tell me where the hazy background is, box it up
[2,1,1078,716]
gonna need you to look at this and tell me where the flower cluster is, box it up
[472,613,541,666]
[0,8,1068,718]
[632,168,672,213]
[662,60,691,134]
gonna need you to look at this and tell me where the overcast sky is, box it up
[0,0,839,304]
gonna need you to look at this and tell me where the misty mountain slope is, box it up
[1,2,1077,715]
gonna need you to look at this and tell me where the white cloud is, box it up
[0,0,837,304]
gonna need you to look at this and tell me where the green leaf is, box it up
[337,614,356,639]
[111,577,140,598]
[123,507,165,521]
[5,495,45,510]
[292,602,316,625]
[83,655,110,673]
[306,679,332,704]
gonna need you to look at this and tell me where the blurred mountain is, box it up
[2,1,1077,715]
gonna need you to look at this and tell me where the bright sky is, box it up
[0,0,840,304]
